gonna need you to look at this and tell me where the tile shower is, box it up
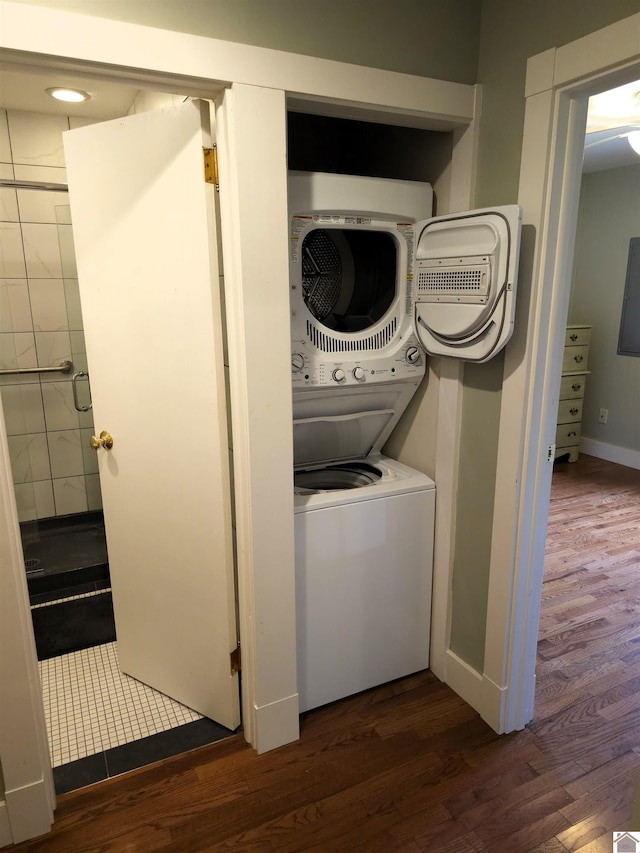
[1,104,233,792]
[0,108,101,521]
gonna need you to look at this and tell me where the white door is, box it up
[413,206,521,362]
[63,101,240,730]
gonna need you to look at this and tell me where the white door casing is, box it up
[214,83,300,752]
[0,405,55,844]
[487,15,640,733]
[63,100,240,729]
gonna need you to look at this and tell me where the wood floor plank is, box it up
[475,808,573,852]
[564,750,640,799]
[429,831,489,852]
[441,760,539,818]
[11,455,640,851]
[529,707,640,775]
[558,787,635,852]
[530,838,573,853]
[573,837,620,853]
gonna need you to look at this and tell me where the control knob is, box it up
[353,366,365,381]
[332,368,346,383]
[291,353,305,373]
[405,346,421,365]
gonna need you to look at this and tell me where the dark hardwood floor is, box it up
[12,454,640,851]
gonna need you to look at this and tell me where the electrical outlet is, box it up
[598,408,608,424]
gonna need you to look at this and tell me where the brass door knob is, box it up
[90,430,113,450]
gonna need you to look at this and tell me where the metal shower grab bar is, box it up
[0,360,73,377]
[0,178,69,192]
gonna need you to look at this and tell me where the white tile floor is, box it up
[37,592,202,767]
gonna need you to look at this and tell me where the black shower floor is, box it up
[23,511,109,601]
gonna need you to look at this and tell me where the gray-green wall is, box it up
[476,0,640,205]
[452,0,640,670]
[569,164,640,455]
[7,0,482,83]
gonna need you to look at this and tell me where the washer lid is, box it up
[293,409,395,467]
[292,382,421,469]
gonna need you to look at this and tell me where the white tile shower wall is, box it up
[0,117,11,163]
[0,109,102,521]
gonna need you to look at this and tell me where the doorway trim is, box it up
[0,405,55,844]
[487,13,640,733]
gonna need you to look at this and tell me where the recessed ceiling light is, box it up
[587,80,640,132]
[628,131,640,155]
[46,87,91,104]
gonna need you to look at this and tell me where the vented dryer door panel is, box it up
[413,206,521,362]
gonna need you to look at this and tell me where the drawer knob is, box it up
[570,333,578,341]
[574,354,584,363]
[569,407,579,415]
[571,383,582,392]
[567,430,577,437]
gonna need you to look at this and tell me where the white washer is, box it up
[294,390,435,713]
[295,454,435,713]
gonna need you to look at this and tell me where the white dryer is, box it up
[289,170,521,377]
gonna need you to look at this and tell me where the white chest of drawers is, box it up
[555,325,591,463]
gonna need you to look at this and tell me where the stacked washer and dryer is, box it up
[288,170,521,713]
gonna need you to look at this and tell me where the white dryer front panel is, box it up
[290,213,426,390]
[289,171,433,394]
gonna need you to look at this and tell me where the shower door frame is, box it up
[0,189,101,533]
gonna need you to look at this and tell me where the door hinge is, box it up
[230,643,241,674]
[203,145,219,189]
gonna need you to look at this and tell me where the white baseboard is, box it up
[0,801,12,848]
[580,437,640,470]
[444,650,509,734]
[253,693,300,754]
[3,779,53,845]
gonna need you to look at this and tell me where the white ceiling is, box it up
[0,67,140,120]
[1,65,639,174]
[583,79,640,173]
[582,125,640,173]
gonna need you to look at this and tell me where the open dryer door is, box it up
[413,206,521,362]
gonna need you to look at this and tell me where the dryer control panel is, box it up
[291,336,425,389]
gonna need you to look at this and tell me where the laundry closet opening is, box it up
[287,111,453,186]
[286,111,453,714]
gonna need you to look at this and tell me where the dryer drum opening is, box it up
[301,228,396,332]
[294,462,382,492]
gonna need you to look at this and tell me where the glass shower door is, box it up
[0,184,107,587]
[56,203,104,517]
[0,271,42,566]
